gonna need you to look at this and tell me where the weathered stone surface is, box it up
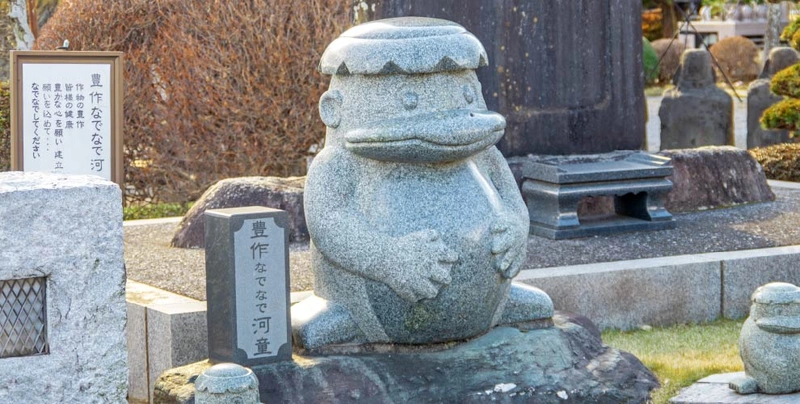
[155,314,659,404]
[293,17,552,350]
[195,363,259,404]
[0,172,127,403]
[747,47,799,149]
[732,283,800,395]
[171,176,306,248]
[659,147,775,212]
[365,0,646,156]
[659,49,734,150]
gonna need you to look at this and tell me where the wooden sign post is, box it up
[10,51,124,185]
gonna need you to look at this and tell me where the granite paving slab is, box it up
[671,372,800,403]
[124,185,800,302]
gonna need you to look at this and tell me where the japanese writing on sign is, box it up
[21,64,111,180]
[234,217,288,359]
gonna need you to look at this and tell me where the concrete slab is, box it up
[517,259,721,330]
[671,372,800,403]
[722,247,800,319]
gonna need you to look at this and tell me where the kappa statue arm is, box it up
[305,150,459,303]
[481,147,530,279]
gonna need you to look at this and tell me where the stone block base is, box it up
[154,313,658,403]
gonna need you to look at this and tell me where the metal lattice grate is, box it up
[0,277,48,358]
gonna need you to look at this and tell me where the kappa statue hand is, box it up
[491,217,527,279]
[386,229,459,303]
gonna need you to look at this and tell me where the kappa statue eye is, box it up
[462,85,475,104]
[402,91,418,110]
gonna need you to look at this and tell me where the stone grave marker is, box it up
[659,49,734,150]
[204,206,291,366]
[747,47,799,149]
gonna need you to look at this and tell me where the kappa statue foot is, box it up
[498,283,554,329]
[291,295,366,351]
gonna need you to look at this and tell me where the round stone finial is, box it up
[319,17,488,76]
[753,282,800,305]
[195,363,259,404]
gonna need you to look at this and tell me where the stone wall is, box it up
[0,172,127,403]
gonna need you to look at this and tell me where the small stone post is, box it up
[195,363,260,404]
[204,206,292,366]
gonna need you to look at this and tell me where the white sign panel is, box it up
[233,217,289,359]
[21,63,112,180]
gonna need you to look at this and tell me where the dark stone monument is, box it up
[361,0,646,156]
[518,151,675,239]
[204,206,292,366]
[747,47,799,149]
[659,49,734,150]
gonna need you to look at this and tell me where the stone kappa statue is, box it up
[730,282,800,395]
[291,17,553,350]
[659,49,733,150]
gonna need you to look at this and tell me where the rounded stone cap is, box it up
[195,363,259,394]
[762,47,800,77]
[320,17,488,76]
[752,282,800,305]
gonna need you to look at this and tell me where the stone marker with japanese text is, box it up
[204,206,291,366]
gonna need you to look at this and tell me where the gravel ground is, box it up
[125,185,800,301]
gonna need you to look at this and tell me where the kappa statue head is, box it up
[316,17,506,164]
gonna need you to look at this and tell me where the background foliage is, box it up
[764,18,800,132]
[33,0,348,204]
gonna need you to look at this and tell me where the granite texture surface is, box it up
[659,49,734,150]
[154,313,659,404]
[747,47,799,149]
[124,186,800,302]
[722,253,800,319]
[295,17,551,349]
[0,172,127,403]
[732,283,800,395]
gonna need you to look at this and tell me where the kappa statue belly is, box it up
[291,17,553,350]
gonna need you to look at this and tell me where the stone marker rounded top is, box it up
[752,282,800,305]
[320,17,488,76]
[674,49,715,90]
[762,47,800,78]
[194,363,258,394]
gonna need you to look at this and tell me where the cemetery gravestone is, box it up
[747,47,800,149]
[363,0,646,157]
[204,207,291,366]
[0,171,127,403]
[659,49,734,150]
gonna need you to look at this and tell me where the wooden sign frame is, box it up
[10,51,124,186]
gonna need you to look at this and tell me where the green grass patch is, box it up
[602,318,744,404]
[123,202,192,221]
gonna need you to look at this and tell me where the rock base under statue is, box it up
[154,313,658,403]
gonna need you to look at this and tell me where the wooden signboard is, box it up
[10,51,123,185]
